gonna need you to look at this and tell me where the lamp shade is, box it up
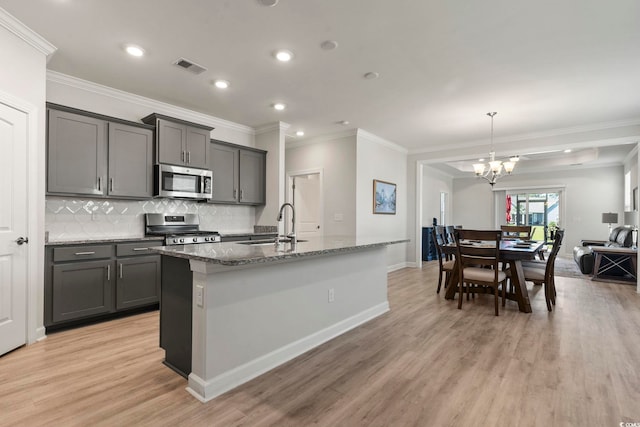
[601,212,618,224]
[624,211,637,226]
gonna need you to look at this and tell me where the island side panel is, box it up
[188,246,389,402]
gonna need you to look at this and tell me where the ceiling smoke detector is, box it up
[173,57,207,75]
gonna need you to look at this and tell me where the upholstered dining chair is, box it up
[454,229,508,316]
[432,226,454,294]
[519,229,565,311]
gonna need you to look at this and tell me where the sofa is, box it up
[573,226,634,274]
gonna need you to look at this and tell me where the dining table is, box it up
[442,239,546,313]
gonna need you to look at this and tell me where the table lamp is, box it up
[624,211,638,248]
[601,212,618,234]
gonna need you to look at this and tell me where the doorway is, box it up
[287,170,324,238]
[506,191,561,242]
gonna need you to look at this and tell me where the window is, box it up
[506,191,561,242]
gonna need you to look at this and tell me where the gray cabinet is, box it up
[108,123,154,198]
[209,140,266,205]
[47,104,154,199]
[47,109,107,196]
[45,239,163,329]
[142,114,213,169]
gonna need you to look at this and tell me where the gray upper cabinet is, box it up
[142,113,213,169]
[239,149,266,204]
[108,123,154,198]
[46,104,155,199]
[210,142,239,203]
[209,140,266,205]
[47,109,107,196]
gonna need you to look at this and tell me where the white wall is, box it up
[355,131,408,270]
[452,165,625,254]
[285,133,358,236]
[422,166,453,226]
[0,13,54,342]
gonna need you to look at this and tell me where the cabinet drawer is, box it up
[116,241,163,257]
[53,245,113,262]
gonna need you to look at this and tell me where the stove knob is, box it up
[204,237,209,242]
[172,238,178,244]
[179,238,185,243]
[193,237,198,243]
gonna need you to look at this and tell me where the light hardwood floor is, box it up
[2,262,640,427]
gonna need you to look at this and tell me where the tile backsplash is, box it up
[45,197,255,242]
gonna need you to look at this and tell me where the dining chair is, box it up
[432,226,455,294]
[520,229,565,311]
[445,225,456,244]
[454,229,508,316]
[500,225,532,240]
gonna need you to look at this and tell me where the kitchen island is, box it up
[152,236,407,402]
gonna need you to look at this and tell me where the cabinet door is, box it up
[185,126,210,168]
[157,118,186,166]
[239,149,266,205]
[47,109,107,196]
[210,142,239,203]
[116,255,161,310]
[108,123,154,198]
[51,260,114,323]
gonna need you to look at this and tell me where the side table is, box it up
[591,246,637,283]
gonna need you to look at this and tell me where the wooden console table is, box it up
[591,246,637,283]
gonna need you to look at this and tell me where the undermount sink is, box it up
[237,238,308,246]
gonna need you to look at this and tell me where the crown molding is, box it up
[255,122,290,135]
[357,129,408,154]
[0,8,56,58]
[46,70,255,136]
[408,118,640,156]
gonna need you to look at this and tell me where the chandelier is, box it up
[473,112,518,186]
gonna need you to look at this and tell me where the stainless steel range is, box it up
[145,213,221,245]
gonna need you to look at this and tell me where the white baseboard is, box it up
[387,262,417,272]
[186,301,390,402]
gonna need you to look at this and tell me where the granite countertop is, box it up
[46,236,165,246]
[150,236,409,266]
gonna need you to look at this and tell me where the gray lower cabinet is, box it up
[45,240,163,329]
[209,140,266,205]
[116,256,161,310]
[51,259,113,323]
[142,114,213,169]
[47,104,155,199]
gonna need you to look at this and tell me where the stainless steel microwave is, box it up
[155,164,213,200]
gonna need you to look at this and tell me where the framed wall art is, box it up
[373,179,396,214]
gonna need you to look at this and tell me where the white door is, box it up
[0,102,28,356]
[292,173,323,238]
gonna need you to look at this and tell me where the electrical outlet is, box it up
[196,285,204,307]
[328,288,335,303]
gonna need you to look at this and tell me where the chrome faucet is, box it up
[277,203,296,245]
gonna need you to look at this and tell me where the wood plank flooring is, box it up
[2,262,640,426]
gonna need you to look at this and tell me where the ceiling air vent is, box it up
[173,57,207,75]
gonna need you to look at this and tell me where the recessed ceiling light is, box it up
[364,72,380,80]
[257,0,278,6]
[338,120,350,126]
[274,50,294,62]
[320,40,339,50]
[273,103,286,111]
[125,44,145,57]
[478,158,485,162]
[564,149,572,153]
[296,131,305,137]
[213,79,230,89]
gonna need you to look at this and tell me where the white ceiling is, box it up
[2,0,640,157]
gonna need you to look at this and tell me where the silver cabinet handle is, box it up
[107,264,111,281]
[239,189,243,200]
[119,263,123,279]
[97,177,102,191]
[233,189,237,199]
[109,178,113,192]
[132,247,149,251]
[74,251,96,256]
[181,151,185,162]
[187,151,191,164]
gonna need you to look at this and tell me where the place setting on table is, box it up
[438,229,551,314]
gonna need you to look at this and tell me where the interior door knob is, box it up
[15,237,29,245]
